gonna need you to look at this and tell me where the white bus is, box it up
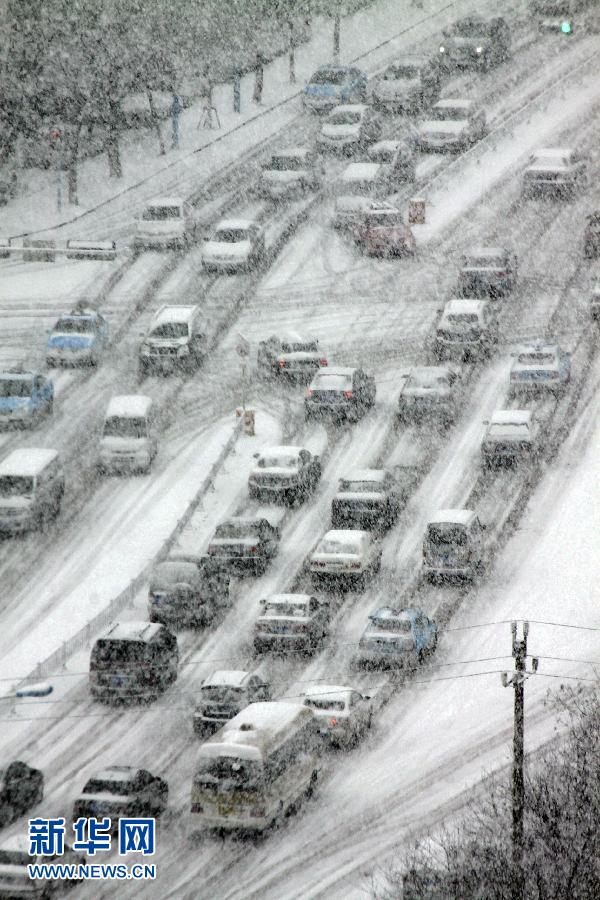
[191,701,320,832]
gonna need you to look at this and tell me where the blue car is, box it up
[0,369,53,428]
[303,64,368,112]
[46,307,109,367]
[357,606,437,667]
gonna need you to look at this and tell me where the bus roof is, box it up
[197,701,313,762]
[0,448,59,478]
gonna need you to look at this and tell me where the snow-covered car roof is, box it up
[341,469,386,483]
[443,298,488,315]
[489,410,531,427]
[303,684,352,701]
[153,305,197,325]
[464,246,508,260]
[0,448,58,478]
[340,162,383,182]
[514,341,560,355]
[369,139,402,155]
[272,147,312,160]
[259,445,303,459]
[407,365,454,381]
[58,308,101,322]
[99,621,164,643]
[92,765,136,782]
[268,330,318,344]
[202,670,251,688]
[383,54,431,69]
[105,394,152,419]
[322,528,369,545]
[429,509,475,526]
[532,147,573,158]
[433,98,472,111]
[369,606,418,622]
[314,365,356,377]
[328,103,368,115]
[146,196,184,208]
[264,593,312,605]
[213,218,254,231]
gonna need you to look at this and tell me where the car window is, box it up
[327,110,363,126]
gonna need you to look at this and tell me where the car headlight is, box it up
[177,345,190,357]
[439,45,445,53]
[475,46,483,54]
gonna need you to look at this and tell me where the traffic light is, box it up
[560,19,573,34]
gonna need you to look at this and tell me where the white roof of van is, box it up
[466,246,507,259]
[434,98,472,110]
[215,218,253,230]
[0,448,58,478]
[444,298,487,315]
[106,395,152,418]
[490,410,531,426]
[203,670,250,688]
[429,509,475,526]
[154,305,197,325]
[341,162,382,182]
[147,197,184,207]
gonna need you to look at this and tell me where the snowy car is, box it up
[207,515,281,576]
[367,139,417,185]
[509,342,571,397]
[457,246,518,298]
[72,766,168,827]
[147,553,230,627]
[254,593,331,654]
[357,606,437,667]
[202,218,266,271]
[397,365,460,424]
[590,283,600,321]
[308,529,382,589]
[133,197,199,251]
[302,685,374,747]
[433,299,499,360]
[316,104,381,154]
[583,211,600,258]
[45,307,109,367]
[422,509,486,581]
[138,305,207,376]
[522,148,588,198]
[481,409,539,467]
[259,148,322,199]
[248,446,321,504]
[0,761,44,828]
[305,366,376,422]
[438,16,511,70]
[371,56,441,114]
[303,64,368,112]
[257,333,328,379]
[0,370,53,428]
[416,99,487,152]
[352,206,416,257]
[332,164,392,229]
[0,839,85,896]
[330,469,401,531]
[193,670,271,735]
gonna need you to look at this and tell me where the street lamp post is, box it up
[50,127,63,212]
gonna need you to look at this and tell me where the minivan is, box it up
[98,395,157,474]
[90,622,178,702]
[0,448,64,534]
[422,509,486,580]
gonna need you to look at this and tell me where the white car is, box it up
[481,409,539,466]
[134,197,199,250]
[433,298,499,359]
[522,147,588,198]
[248,445,321,504]
[416,99,487,152]
[259,148,322,199]
[367,139,416,185]
[301,685,374,747]
[316,104,381,154]
[332,163,391,229]
[509,342,571,397]
[202,219,265,272]
[308,528,381,589]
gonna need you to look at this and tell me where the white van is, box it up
[133,197,199,251]
[98,395,157,474]
[0,448,64,534]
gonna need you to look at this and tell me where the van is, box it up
[422,509,486,580]
[89,621,178,702]
[98,395,157,474]
[133,197,199,251]
[0,448,64,534]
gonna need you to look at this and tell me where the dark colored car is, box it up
[147,553,230,627]
[257,333,328,380]
[371,56,441,113]
[305,366,376,422]
[584,212,600,258]
[207,515,281,576]
[248,446,321,504]
[0,761,43,828]
[457,246,518,298]
[438,16,510,70]
[72,766,168,828]
[193,670,271,735]
[89,622,178,702]
[254,594,331,654]
[397,365,460,424]
[331,469,401,530]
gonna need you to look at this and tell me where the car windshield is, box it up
[150,322,189,339]
[365,213,403,227]
[281,342,317,353]
[213,228,249,243]
[92,640,146,666]
[429,105,468,121]
[0,378,33,398]
[382,64,420,79]
[339,480,384,493]
[264,601,308,617]
[447,313,479,324]
[369,148,396,163]
[151,562,197,589]
[409,371,448,389]
[55,317,96,334]
[103,416,147,439]
[196,757,264,789]
[311,69,349,85]
[0,850,29,866]
[201,685,243,703]
[215,522,257,539]
[304,697,346,711]
[317,538,359,555]
[0,475,34,497]
[463,256,504,268]
[328,110,362,125]
[83,778,133,796]
[142,205,182,220]
[312,374,352,390]
[370,617,412,632]
[267,155,305,171]
[428,524,467,545]
[518,352,555,365]
[258,455,298,469]
[454,20,492,37]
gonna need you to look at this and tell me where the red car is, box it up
[353,206,416,257]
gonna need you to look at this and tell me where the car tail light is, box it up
[343,390,353,399]
[307,389,314,397]
[549,371,559,379]
[319,358,328,366]
[510,372,519,380]
[249,546,258,553]
[350,562,361,570]
[250,806,266,818]
[191,803,204,813]
[278,359,286,368]
[207,546,216,555]
[329,717,338,727]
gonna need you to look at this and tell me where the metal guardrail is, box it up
[15,415,244,693]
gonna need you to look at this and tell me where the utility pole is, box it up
[501,621,538,900]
